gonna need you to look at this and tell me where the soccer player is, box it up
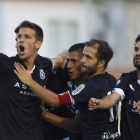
[42,43,86,140]
[14,39,120,140]
[88,35,140,140]
[0,20,63,140]
[14,25,70,140]
[55,43,87,140]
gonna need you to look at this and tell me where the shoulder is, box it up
[108,73,116,81]
[120,70,136,80]
[38,55,52,66]
[107,73,116,84]
[0,53,11,63]
[0,53,9,59]
[10,56,17,62]
[36,55,53,71]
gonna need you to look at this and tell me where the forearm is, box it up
[43,112,80,133]
[99,92,121,109]
[28,79,60,107]
[51,56,64,70]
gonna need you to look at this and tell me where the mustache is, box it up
[135,55,140,58]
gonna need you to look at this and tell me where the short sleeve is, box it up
[72,81,99,104]
[112,75,128,100]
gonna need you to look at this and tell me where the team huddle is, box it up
[0,20,140,140]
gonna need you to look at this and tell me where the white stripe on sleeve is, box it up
[112,88,125,101]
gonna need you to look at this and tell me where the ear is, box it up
[35,41,42,49]
[98,60,105,68]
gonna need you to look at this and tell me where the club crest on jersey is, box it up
[129,84,135,91]
[39,69,45,80]
[72,84,85,96]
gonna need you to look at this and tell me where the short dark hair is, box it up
[68,43,85,57]
[85,39,113,69]
[14,26,19,34]
[18,20,43,42]
[135,34,140,46]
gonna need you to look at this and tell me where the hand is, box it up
[133,100,140,112]
[88,98,100,110]
[40,101,49,119]
[57,49,68,69]
[14,62,33,86]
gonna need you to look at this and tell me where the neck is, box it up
[137,69,140,80]
[74,74,88,86]
[23,54,37,71]
[88,69,105,80]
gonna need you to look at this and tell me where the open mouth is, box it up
[68,72,73,76]
[19,45,25,53]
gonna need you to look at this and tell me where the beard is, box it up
[81,63,98,75]
[133,58,140,69]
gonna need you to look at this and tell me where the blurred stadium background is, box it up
[0,0,138,78]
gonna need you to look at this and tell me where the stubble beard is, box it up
[133,58,140,69]
[81,64,98,75]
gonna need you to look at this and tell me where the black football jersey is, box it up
[115,70,140,140]
[56,66,82,140]
[72,72,119,140]
[42,72,70,140]
[0,53,52,140]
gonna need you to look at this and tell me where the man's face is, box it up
[17,27,40,60]
[67,51,82,80]
[133,41,140,69]
[81,46,98,75]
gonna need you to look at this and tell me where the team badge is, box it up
[39,69,45,80]
[72,84,85,96]
[129,84,135,91]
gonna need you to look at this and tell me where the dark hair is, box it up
[68,43,85,57]
[18,20,43,42]
[135,34,140,46]
[85,39,113,69]
[14,26,19,34]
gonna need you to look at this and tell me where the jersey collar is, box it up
[15,54,47,70]
[90,72,108,80]
[130,70,138,80]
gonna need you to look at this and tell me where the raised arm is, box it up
[89,92,121,110]
[51,49,68,70]
[40,102,80,133]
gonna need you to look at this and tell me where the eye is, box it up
[72,59,76,63]
[25,35,30,38]
[18,34,21,39]
[86,55,91,59]
[134,47,139,52]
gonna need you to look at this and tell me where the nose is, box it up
[81,56,86,64]
[67,61,72,69]
[18,36,24,43]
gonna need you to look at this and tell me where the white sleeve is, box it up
[112,88,125,101]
